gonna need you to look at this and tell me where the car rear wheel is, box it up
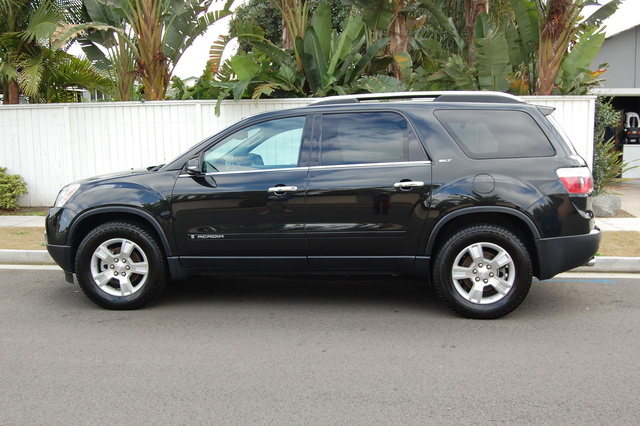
[433,225,532,319]
[75,221,167,309]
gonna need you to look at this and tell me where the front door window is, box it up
[203,117,306,172]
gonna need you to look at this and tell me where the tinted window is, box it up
[434,110,555,159]
[319,112,426,165]
[203,117,305,172]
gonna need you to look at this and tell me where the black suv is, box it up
[45,92,600,318]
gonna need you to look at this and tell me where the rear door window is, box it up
[317,112,427,165]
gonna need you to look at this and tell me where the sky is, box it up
[584,0,640,37]
[172,1,240,79]
[104,0,640,80]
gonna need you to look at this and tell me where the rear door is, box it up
[305,111,432,269]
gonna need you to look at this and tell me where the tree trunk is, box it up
[282,25,293,51]
[535,0,575,95]
[387,11,410,80]
[132,0,170,101]
[136,54,170,101]
[279,0,305,51]
[464,0,490,66]
[4,80,20,104]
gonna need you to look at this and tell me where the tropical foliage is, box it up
[420,0,621,95]
[176,0,619,106]
[57,0,235,101]
[177,1,406,106]
[229,0,353,51]
[0,0,109,104]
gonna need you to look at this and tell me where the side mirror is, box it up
[186,156,202,175]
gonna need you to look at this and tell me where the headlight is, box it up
[55,183,80,207]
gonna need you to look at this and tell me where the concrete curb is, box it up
[0,249,638,273]
[571,256,640,273]
[0,250,54,265]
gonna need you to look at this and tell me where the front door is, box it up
[306,111,432,269]
[172,115,311,270]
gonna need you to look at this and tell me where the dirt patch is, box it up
[0,227,46,250]
[612,209,635,218]
[598,231,640,257]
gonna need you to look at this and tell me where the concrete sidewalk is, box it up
[0,215,46,227]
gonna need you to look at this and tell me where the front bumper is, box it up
[46,243,74,274]
[535,227,602,280]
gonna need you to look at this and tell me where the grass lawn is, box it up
[0,207,49,216]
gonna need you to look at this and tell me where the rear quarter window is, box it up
[434,109,555,159]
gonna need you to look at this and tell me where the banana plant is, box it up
[424,7,512,91]
[57,0,234,100]
[534,0,619,95]
[418,0,620,95]
[555,26,606,95]
[213,1,405,101]
[341,0,427,80]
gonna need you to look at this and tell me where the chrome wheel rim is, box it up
[90,238,149,297]
[451,242,515,305]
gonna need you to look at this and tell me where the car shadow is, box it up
[156,275,446,313]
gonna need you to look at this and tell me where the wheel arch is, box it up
[426,207,542,276]
[68,207,174,270]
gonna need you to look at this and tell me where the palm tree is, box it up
[0,0,45,104]
[0,0,108,103]
[28,49,112,103]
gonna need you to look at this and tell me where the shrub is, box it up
[592,138,624,196]
[592,97,630,196]
[0,167,27,210]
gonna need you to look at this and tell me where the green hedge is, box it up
[0,167,27,210]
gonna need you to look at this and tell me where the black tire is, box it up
[75,221,168,309]
[433,225,532,319]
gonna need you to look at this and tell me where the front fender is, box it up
[67,206,175,257]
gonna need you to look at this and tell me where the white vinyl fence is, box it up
[0,96,594,207]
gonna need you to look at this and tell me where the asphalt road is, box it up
[1,267,639,425]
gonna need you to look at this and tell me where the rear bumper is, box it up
[535,228,602,280]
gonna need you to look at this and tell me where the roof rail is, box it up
[310,91,524,106]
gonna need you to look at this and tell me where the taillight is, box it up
[556,167,593,194]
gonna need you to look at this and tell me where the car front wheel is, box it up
[75,221,168,309]
[433,225,532,319]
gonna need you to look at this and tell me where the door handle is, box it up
[393,181,425,188]
[268,186,298,193]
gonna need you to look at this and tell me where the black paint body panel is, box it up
[46,99,599,282]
